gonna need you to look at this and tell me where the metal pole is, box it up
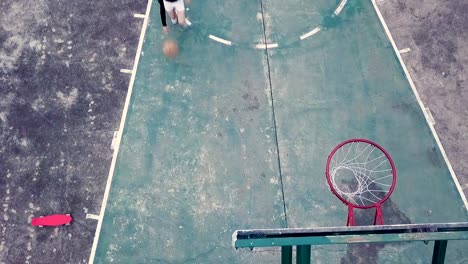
[296,245,311,264]
[281,246,292,264]
[432,240,448,264]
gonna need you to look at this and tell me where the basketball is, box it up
[163,40,178,58]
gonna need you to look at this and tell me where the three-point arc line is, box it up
[209,0,348,47]
[334,0,348,16]
[300,27,321,40]
[208,35,232,46]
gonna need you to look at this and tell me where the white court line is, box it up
[133,13,146,19]
[255,43,279,49]
[88,0,154,263]
[372,0,468,211]
[334,0,348,16]
[300,27,321,40]
[120,69,133,74]
[399,47,411,54]
[86,214,100,220]
[209,35,232,46]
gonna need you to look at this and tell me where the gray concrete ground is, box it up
[0,0,467,263]
[1,0,145,262]
[376,0,468,196]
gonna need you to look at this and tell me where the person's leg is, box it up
[168,9,177,24]
[176,10,186,26]
[163,1,178,23]
[174,0,186,26]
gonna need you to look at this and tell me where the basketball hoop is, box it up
[325,139,397,226]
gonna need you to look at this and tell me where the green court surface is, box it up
[92,0,468,263]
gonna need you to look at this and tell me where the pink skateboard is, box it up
[31,214,72,227]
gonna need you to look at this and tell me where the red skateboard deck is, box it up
[31,214,72,227]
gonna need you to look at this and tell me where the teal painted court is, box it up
[92,0,468,263]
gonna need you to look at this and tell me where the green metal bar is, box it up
[234,231,468,248]
[296,245,311,264]
[432,240,448,264]
[233,223,468,248]
[281,246,292,264]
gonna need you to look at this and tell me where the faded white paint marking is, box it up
[399,47,411,54]
[120,69,132,74]
[425,108,436,125]
[209,35,232,46]
[255,43,279,50]
[372,0,468,211]
[133,13,146,19]
[111,131,119,150]
[334,0,348,15]
[86,214,100,220]
[300,27,321,40]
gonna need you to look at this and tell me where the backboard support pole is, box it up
[432,240,447,264]
[281,246,292,264]
[296,245,311,264]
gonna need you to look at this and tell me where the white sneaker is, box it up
[185,18,192,26]
[171,17,177,25]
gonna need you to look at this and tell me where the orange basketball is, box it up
[163,40,178,58]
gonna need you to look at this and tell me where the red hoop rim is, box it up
[325,138,397,209]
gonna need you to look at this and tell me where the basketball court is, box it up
[89,0,468,263]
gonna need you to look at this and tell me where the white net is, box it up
[328,141,395,207]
